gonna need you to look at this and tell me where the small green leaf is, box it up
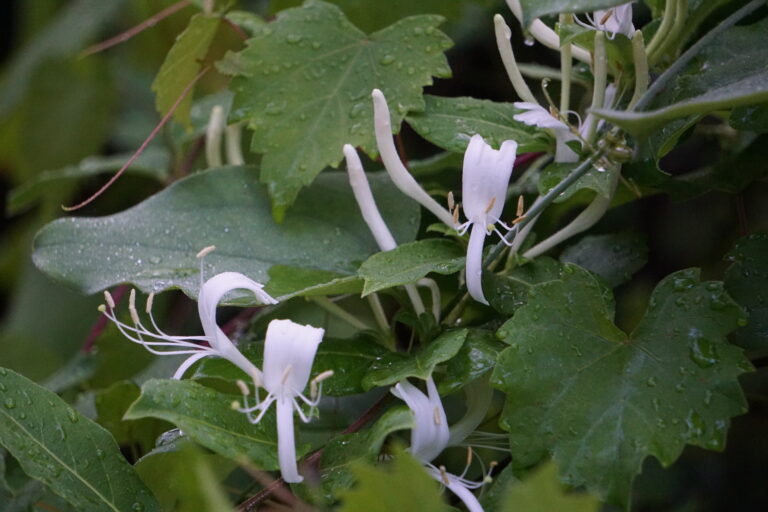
[594,17,768,138]
[560,232,648,287]
[222,0,452,215]
[438,329,504,394]
[519,0,630,27]
[152,13,220,129]
[33,168,419,300]
[125,379,282,469]
[363,328,467,388]
[265,266,363,300]
[501,461,601,512]
[0,368,160,512]
[359,239,465,296]
[338,448,449,512]
[725,234,768,351]
[538,162,616,202]
[484,257,564,315]
[492,267,751,505]
[406,95,546,154]
[730,104,768,134]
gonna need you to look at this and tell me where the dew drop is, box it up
[379,54,395,66]
[4,397,15,409]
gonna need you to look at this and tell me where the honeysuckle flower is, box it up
[99,260,277,381]
[577,2,635,39]
[457,134,518,305]
[513,102,580,163]
[391,378,492,512]
[236,319,331,483]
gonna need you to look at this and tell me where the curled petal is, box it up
[391,378,449,462]
[513,103,579,163]
[263,319,324,398]
[462,134,517,224]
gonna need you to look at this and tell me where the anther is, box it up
[439,465,451,486]
[433,406,442,425]
[97,304,107,313]
[231,400,241,410]
[484,196,496,214]
[281,364,293,386]
[128,289,140,325]
[447,191,455,211]
[516,196,525,217]
[145,293,155,315]
[236,379,250,396]
[466,447,473,468]
[103,290,115,309]
[250,368,262,388]
[600,9,614,25]
[452,206,460,226]
[512,215,527,225]
[196,245,216,259]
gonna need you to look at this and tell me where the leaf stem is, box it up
[310,296,372,331]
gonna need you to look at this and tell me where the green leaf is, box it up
[594,17,768,138]
[501,461,601,512]
[491,266,751,505]
[0,368,160,512]
[730,104,768,133]
[724,234,768,351]
[560,232,648,287]
[363,329,467,388]
[359,239,465,296]
[338,448,449,512]
[222,0,452,216]
[135,438,237,512]
[406,95,547,154]
[484,257,564,315]
[33,167,419,300]
[438,329,505,394]
[152,13,220,129]
[519,0,630,26]
[319,407,413,502]
[264,265,363,300]
[7,148,169,216]
[538,162,616,202]
[125,379,282,469]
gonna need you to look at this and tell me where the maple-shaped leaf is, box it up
[221,0,452,219]
[491,265,751,506]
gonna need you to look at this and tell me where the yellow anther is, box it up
[230,400,241,410]
[103,290,115,309]
[145,293,155,315]
[196,245,216,259]
[599,9,614,25]
[484,196,496,214]
[313,370,334,383]
[97,304,107,313]
[516,195,525,217]
[452,206,460,226]
[128,289,140,325]
[447,191,455,211]
[236,379,250,396]
[439,465,450,485]
[433,406,442,425]
[281,364,293,386]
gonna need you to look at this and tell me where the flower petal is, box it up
[263,319,324,397]
[276,397,303,483]
[466,223,489,305]
[461,134,517,224]
[391,378,449,462]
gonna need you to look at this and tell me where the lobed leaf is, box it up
[724,234,768,351]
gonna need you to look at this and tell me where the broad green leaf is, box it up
[594,17,768,138]
[484,257,564,315]
[438,329,505,394]
[33,167,419,300]
[359,239,465,296]
[492,267,751,505]
[135,438,237,512]
[125,379,282,469]
[730,104,768,133]
[338,448,448,512]
[363,329,468,388]
[7,148,169,216]
[725,234,768,351]
[264,265,363,300]
[222,0,452,216]
[519,0,630,26]
[406,95,547,154]
[152,13,220,129]
[0,368,160,512]
[560,232,648,287]
[538,162,616,202]
[501,461,601,512]
[319,407,413,502]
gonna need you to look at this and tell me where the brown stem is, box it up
[81,1,192,57]
[176,135,205,179]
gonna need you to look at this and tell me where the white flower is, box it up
[99,269,277,381]
[237,319,332,483]
[391,378,489,512]
[578,3,635,39]
[513,102,580,163]
[457,134,518,305]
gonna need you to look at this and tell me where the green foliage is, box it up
[484,258,564,315]
[32,168,419,299]
[406,95,547,154]
[501,461,601,512]
[265,266,363,300]
[560,232,648,287]
[222,0,452,217]
[0,368,160,511]
[438,329,504,394]
[338,448,448,512]
[492,266,751,505]
[725,234,768,351]
[125,379,282,469]
[359,239,465,296]
[538,162,616,202]
[152,13,220,129]
[519,0,631,26]
[363,329,468,388]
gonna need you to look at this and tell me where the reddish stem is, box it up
[82,285,128,353]
[514,151,544,168]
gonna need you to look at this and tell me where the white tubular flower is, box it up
[458,135,518,305]
[578,3,635,39]
[99,272,277,381]
[371,89,455,228]
[391,377,489,512]
[505,0,591,63]
[238,319,329,484]
[513,102,579,163]
[580,83,617,141]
